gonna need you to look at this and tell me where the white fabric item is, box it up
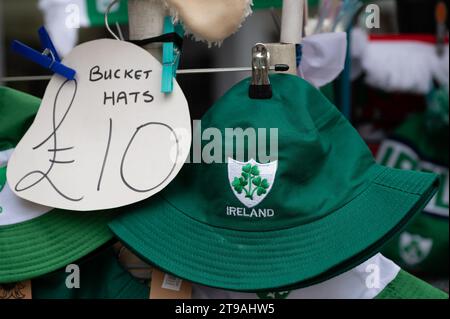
[0,148,52,226]
[350,27,368,80]
[0,149,14,167]
[192,253,400,299]
[165,0,253,46]
[299,32,347,88]
[0,178,52,226]
[38,0,88,57]
[352,29,450,94]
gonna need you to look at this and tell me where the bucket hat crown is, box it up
[110,74,439,291]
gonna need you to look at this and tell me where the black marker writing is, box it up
[14,67,179,205]
[120,122,179,193]
[14,79,83,202]
[143,91,154,103]
[97,118,112,191]
[89,65,152,81]
[103,90,154,106]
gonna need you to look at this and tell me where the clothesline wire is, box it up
[0,66,281,82]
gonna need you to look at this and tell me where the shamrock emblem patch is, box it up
[228,158,277,208]
[399,232,433,266]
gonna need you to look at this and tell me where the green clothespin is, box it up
[161,16,184,94]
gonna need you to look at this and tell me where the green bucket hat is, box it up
[109,74,439,291]
[32,246,149,299]
[0,86,117,283]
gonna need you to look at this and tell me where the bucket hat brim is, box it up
[109,165,439,291]
[0,210,116,283]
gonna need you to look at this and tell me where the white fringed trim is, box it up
[163,0,253,47]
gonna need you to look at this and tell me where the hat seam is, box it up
[110,181,420,290]
[313,104,342,130]
[0,212,115,282]
[0,231,112,281]
[0,220,111,267]
[372,181,423,196]
[161,166,390,233]
[0,241,108,282]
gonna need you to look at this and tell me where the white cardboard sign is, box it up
[7,39,191,211]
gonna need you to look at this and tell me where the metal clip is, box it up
[249,43,272,99]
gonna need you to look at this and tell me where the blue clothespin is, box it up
[161,16,184,93]
[11,26,76,80]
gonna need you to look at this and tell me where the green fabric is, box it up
[33,247,149,299]
[0,204,118,284]
[252,0,283,9]
[0,87,40,153]
[382,215,449,275]
[84,0,289,26]
[86,0,128,26]
[376,270,448,299]
[252,0,320,9]
[320,82,335,104]
[0,89,118,283]
[110,74,439,292]
[378,113,448,275]
[0,166,6,193]
[395,113,448,165]
[425,87,449,138]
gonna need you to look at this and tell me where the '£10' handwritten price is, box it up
[13,79,180,204]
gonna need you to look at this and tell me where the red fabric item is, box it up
[367,143,380,157]
[369,34,449,44]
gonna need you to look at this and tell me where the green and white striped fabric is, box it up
[377,112,449,275]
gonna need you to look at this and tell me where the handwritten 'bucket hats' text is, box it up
[109,74,440,291]
[0,87,117,283]
[6,39,191,211]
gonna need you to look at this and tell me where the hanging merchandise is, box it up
[18,249,448,299]
[376,87,449,275]
[38,0,129,56]
[31,247,149,299]
[298,31,347,87]
[191,253,447,299]
[426,86,450,136]
[164,0,253,45]
[352,32,449,95]
[7,38,192,211]
[0,87,41,167]
[109,74,439,292]
[0,87,118,284]
[3,0,449,302]
[38,0,259,56]
[301,0,364,119]
[252,0,283,9]
[349,27,368,80]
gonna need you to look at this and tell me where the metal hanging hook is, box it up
[105,0,124,41]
